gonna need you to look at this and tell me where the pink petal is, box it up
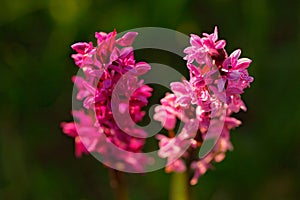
[176,96,191,107]
[217,78,226,92]
[82,81,96,94]
[225,117,242,129]
[187,63,200,76]
[163,116,176,130]
[170,82,188,95]
[132,62,151,75]
[71,42,90,54]
[235,58,252,69]
[226,87,243,94]
[222,57,231,69]
[116,32,138,46]
[61,122,77,137]
[75,137,88,157]
[212,26,218,41]
[190,34,202,47]
[230,49,241,59]
[215,40,226,49]
[110,47,120,62]
[228,70,242,80]
[95,32,107,42]
[83,96,95,109]
[230,49,241,67]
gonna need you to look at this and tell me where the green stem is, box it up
[170,172,190,200]
[109,169,129,200]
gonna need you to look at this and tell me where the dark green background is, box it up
[1,0,299,199]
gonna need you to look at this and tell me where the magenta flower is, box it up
[155,27,253,185]
[222,50,253,94]
[183,27,227,66]
[61,30,153,171]
[61,110,100,158]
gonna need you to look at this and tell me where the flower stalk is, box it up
[170,172,190,200]
[109,169,129,200]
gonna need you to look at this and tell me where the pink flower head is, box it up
[155,26,253,184]
[62,30,153,171]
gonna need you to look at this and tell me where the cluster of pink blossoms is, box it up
[154,27,253,185]
[61,27,253,183]
[61,30,153,171]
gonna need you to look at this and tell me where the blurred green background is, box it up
[1,0,300,199]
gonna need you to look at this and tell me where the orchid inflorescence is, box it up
[61,30,153,172]
[154,27,253,185]
[61,27,253,185]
